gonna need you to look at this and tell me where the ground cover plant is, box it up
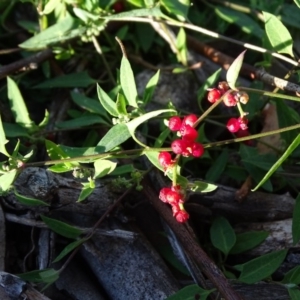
[1,0,300,299]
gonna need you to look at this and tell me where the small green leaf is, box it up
[226,50,246,90]
[110,164,134,176]
[120,56,138,108]
[166,284,215,300]
[97,84,118,117]
[263,11,294,57]
[94,159,117,178]
[45,140,69,160]
[0,169,17,193]
[14,189,50,206]
[7,77,35,129]
[19,15,86,50]
[42,0,60,14]
[18,268,59,283]
[116,93,128,115]
[126,109,174,143]
[176,27,187,65]
[237,249,288,284]
[292,194,300,245]
[0,116,10,157]
[154,128,170,148]
[288,288,300,300]
[189,181,218,193]
[143,70,160,105]
[3,122,29,138]
[60,145,104,157]
[205,149,228,182]
[97,123,131,152]
[48,164,74,173]
[41,215,83,239]
[252,134,300,191]
[34,71,95,88]
[210,216,236,255]
[282,266,300,284]
[53,238,88,263]
[56,114,108,129]
[70,92,108,117]
[230,231,269,254]
[215,7,263,38]
[294,0,300,8]
[77,182,95,202]
[161,0,190,21]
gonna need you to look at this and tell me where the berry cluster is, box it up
[207,82,250,134]
[157,114,205,223]
[169,114,204,158]
[159,185,189,223]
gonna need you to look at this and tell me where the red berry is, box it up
[112,1,125,13]
[182,114,198,127]
[223,92,237,107]
[180,124,198,141]
[159,188,172,203]
[168,116,182,131]
[227,118,240,133]
[158,152,173,169]
[171,139,188,155]
[218,81,229,93]
[237,117,248,130]
[172,206,189,223]
[191,142,204,157]
[207,88,222,103]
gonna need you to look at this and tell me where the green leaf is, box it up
[116,93,128,115]
[215,7,263,38]
[104,6,163,20]
[176,27,187,65]
[33,71,95,88]
[154,128,170,148]
[205,149,228,182]
[70,92,108,117]
[263,11,294,57]
[126,109,174,144]
[294,0,300,8]
[42,0,60,15]
[0,169,17,194]
[237,249,288,284]
[19,15,86,50]
[14,189,50,206]
[94,159,117,178]
[292,193,300,245]
[7,77,35,129]
[143,70,160,105]
[56,114,108,129]
[288,288,300,300]
[0,116,10,157]
[161,0,190,21]
[3,122,29,138]
[97,123,131,152]
[60,145,105,157]
[48,164,74,173]
[53,238,88,263]
[282,266,300,284]
[40,215,83,239]
[97,84,118,117]
[252,134,300,191]
[18,268,59,283]
[189,181,218,193]
[210,217,236,255]
[230,231,269,254]
[166,284,215,300]
[77,182,95,202]
[226,50,246,90]
[45,140,69,160]
[110,164,134,176]
[120,56,138,108]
